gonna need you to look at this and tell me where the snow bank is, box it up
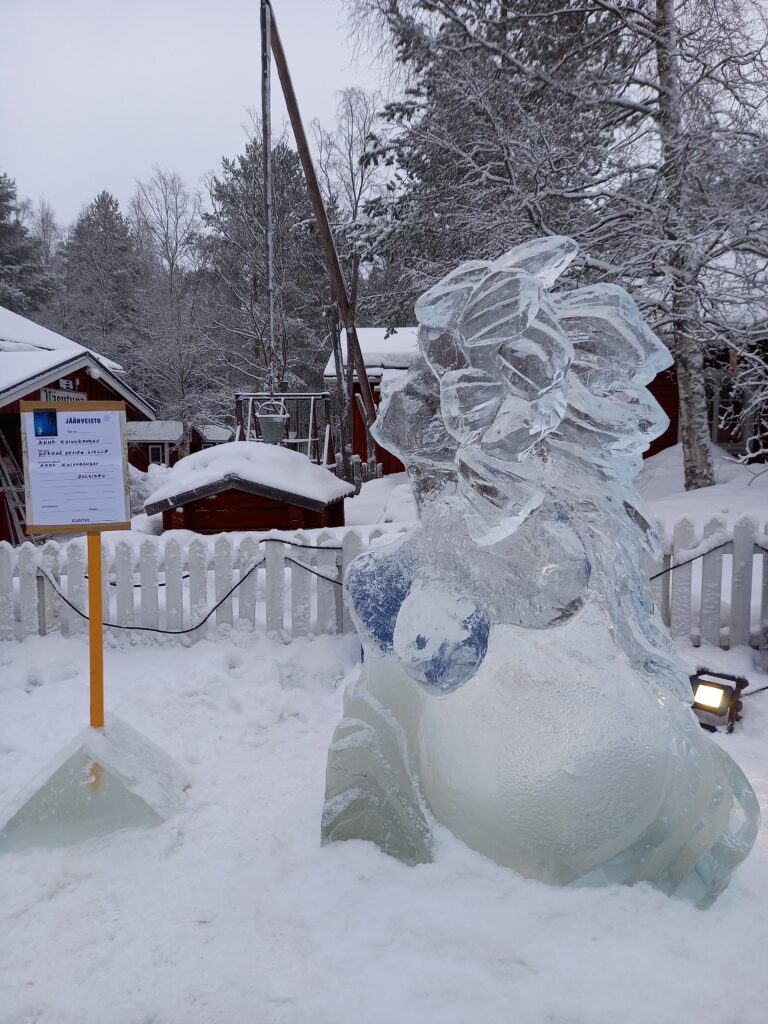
[639,443,768,544]
[1,632,768,1023]
[345,472,417,526]
[144,441,355,510]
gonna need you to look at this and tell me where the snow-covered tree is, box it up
[52,191,143,363]
[0,173,51,312]
[130,168,227,443]
[202,128,328,392]
[349,0,768,489]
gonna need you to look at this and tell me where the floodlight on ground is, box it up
[690,668,748,733]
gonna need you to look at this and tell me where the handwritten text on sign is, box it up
[23,408,129,528]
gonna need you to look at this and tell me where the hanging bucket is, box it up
[256,400,288,445]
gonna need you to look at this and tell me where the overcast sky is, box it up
[1,0,381,224]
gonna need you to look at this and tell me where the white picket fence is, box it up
[0,528,403,644]
[0,518,766,648]
[648,516,768,649]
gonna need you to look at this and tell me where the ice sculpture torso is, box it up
[322,237,758,906]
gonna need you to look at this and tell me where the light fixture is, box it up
[689,668,748,733]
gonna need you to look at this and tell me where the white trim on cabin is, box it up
[0,351,156,420]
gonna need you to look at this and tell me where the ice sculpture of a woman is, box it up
[322,236,758,907]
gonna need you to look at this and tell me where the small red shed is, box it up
[143,441,355,534]
[127,420,184,470]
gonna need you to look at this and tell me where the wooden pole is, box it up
[87,531,104,729]
[261,0,277,393]
[265,1,377,425]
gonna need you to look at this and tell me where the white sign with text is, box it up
[22,404,130,530]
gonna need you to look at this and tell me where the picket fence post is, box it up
[0,542,14,641]
[290,531,311,639]
[140,541,159,630]
[114,540,135,628]
[40,541,60,636]
[266,536,285,637]
[188,538,208,642]
[165,539,184,631]
[669,519,695,641]
[215,535,234,629]
[730,518,755,648]
[17,543,38,639]
[341,530,363,632]
[66,540,86,636]
[700,518,725,648]
[237,537,260,630]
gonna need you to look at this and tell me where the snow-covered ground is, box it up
[3,444,768,1023]
[1,630,768,1024]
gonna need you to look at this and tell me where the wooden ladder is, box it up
[0,430,28,545]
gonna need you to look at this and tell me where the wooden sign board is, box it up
[20,400,131,534]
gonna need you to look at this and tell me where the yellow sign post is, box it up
[19,400,131,729]
[87,531,105,729]
[0,401,188,853]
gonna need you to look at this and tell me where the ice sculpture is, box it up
[322,236,759,906]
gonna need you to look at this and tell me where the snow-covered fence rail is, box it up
[1,518,766,648]
[648,516,768,649]
[0,528,403,644]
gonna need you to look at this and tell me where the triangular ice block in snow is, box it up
[0,714,189,854]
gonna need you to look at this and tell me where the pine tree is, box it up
[58,191,143,362]
[0,173,51,312]
[202,131,328,391]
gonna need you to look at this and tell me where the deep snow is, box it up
[3,441,768,1023]
[2,629,768,1024]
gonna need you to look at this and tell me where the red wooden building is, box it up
[324,327,419,475]
[126,421,233,471]
[143,441,354,533]
[0,305,155,544]
[325,326,722,464]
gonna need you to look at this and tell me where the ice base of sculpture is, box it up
[322,235,759,905]
[0,714,188,854]
[324,600,758,906]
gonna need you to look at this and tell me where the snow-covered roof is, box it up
[196,424,233,443]
[144,441,354,514]
[127,420,184,444]
[0,305,155,418]
[323,327,419,379]
[0,304,122,369]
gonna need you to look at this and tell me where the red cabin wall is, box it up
[647,367,680,457]
[351,381,405,475]
[353,370,684,466]
[160,487,345,534]
[0,490,13,545]
[0,369,151,468]
[127,444,182,473]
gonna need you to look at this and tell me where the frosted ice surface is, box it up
[323,236,759,906]
[0,749,163,854]
[0,715,188,854]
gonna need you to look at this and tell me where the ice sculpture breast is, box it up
[322,236,759,907]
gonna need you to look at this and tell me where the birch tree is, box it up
[350,0,768,488]
[131,168,226,442]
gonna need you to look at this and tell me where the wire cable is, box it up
[40,558,265,635]
[38,533,347,634]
